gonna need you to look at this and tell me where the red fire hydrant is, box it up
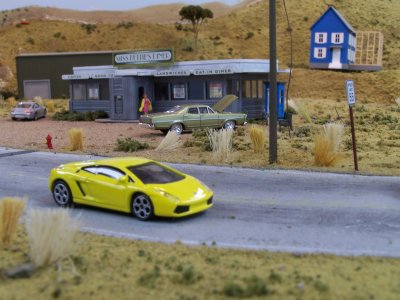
[46,134,53,150]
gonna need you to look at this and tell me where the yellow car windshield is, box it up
[128,162,184,184]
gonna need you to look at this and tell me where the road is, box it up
[0,147,399,257]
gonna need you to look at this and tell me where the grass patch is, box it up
[0,228,398,299]
[206,128,233,162]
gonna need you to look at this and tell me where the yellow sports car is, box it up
[49,157,213,220]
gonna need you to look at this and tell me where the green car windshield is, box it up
[128,162,184,184]
[164,106,186,114]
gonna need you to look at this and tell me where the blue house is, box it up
[310,6,357,70]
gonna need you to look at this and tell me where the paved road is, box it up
[0,147,399,257]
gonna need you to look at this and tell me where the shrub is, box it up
[247,125,266,153]
[245,32,254,40]
[68,128,84,151]
[156,131,181,151]
[0,197,25,247]
[81,23,97,34]
[53,32,62,38]
[114,137,149,152]
[25,209,80,267]
[44,100,55,113]
[206,129,233,162]
[116,21,134,29]
[53,110,108,121]
[26,37,35,44]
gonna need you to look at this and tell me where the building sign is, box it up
[154,70,191,77]
[113,49,174,67]
[194,68,234,75]
[62,74,114,80]
[62,74,89,80]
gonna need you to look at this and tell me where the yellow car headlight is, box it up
[153,188,180,203]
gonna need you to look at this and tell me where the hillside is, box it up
[0,0,399,102]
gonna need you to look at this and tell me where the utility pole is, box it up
[269,0,278,164]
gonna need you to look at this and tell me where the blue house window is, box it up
[315,32,327,44]
[314,48,326,59]
[332,33,344,44]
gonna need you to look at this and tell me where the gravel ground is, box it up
[0,117,165,156]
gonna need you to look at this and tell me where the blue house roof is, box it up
[310,6,356,34]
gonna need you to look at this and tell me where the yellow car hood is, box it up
[147,175,211,202]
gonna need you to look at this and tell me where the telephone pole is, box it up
[269,0,278,164]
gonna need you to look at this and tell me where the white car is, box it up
[11,101,47,121]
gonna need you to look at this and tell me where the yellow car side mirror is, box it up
[118,175,129,184]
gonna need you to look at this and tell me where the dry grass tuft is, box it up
[314,123,344,167]
[207,128,233,162]
[156,131,181,151]
[0,197,25,247]
[293,100,312,123]
[323,122,344,153]
[25,209,81,267]
[395,98,400,107]
[5,97,17,109]
[68,128,84,151]
[247,124,266,153]
[44,100,55,113]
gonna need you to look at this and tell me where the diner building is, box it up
[62,49,288,120]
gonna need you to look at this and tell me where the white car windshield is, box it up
[17,103,32,108]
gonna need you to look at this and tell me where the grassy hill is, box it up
[0,0,399,102]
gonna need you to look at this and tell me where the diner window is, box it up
[171,83,186,100]
[155,82,169,101]
[227,80,239,96]
[188,81,205,100]
[72,83,86,100]
[208,81,223,99]
[257,80,264,100]
[87,83,100,100]
[242,80,263,99]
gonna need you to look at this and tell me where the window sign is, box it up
[209,82,223,99]
[172,83,186,99]
[87,84,99,100]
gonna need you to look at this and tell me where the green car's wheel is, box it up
[52,180,73,207]
[223,120,235,130]
[132,194,154,221]
[160,129,169,135]
[170,123,183,135]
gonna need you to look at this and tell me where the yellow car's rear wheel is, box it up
[132,194,154,221]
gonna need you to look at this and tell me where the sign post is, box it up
[346,80,358,171]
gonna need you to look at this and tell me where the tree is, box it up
[179,5,213,52]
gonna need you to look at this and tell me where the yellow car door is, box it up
[81,166,129,210]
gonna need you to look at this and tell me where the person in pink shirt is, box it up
[139,93,152,114]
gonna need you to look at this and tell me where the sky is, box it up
[0,0,242,11]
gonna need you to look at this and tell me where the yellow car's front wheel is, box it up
[132,193,154,221]
[52,180,73,207]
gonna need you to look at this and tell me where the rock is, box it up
[4,263,36,279]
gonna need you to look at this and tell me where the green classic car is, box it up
[139,95,247,134]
